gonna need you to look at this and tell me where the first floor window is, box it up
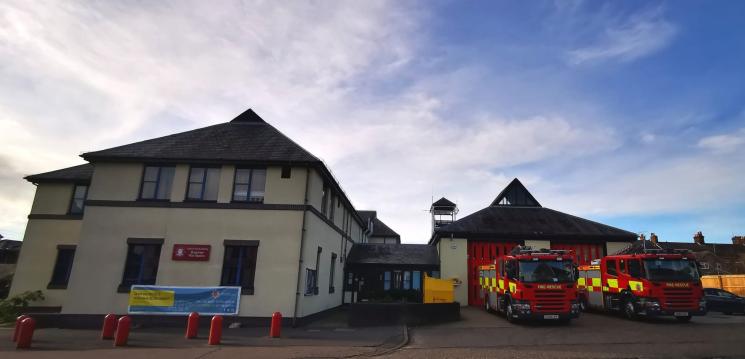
[305,268,318,295]
[68,184,88,214]
[186,166,221,201]
[49,246,76,288]
[140,166,175,200]
[120,241,162,290]
[220,243,258,294]
[233,168,266,202]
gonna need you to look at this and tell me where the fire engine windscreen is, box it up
[643,259,700,281]
[518,260,575,283]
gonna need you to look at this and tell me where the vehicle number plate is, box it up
[674,312,689,317]
[543,315,559,319]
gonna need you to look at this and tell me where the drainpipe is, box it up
[292,167,311,327]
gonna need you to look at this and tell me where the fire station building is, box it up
[429,179,637,306]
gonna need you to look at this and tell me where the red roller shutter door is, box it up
[467,241,520,306]
[550,243,605,266]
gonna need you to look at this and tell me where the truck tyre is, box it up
[579,297,588,312]
[506,299,517,323]
[485,297,491,313]
[675,315,692,322]
[623,299,638,320]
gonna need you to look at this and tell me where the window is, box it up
[120,240,163,291]
[412,271,421,290]
[232,168,266,202]
[345,272,354,291]
[220,242,258,294]
[68,185,88,214]
[186,167,221,201]
[606,259,618,276]
[392,271,403,289]
[321,186,329,216]
[48,246,76,288]
[329,193,336,221]
[306,247,322,296]
[139,166,175,200]
[383,271,391,290]
[306,268,318,295]
[329,253,337,293]
[628,259,643,278]
[403,271,411,290]
[281,166,292,179]
[619,259,627,274]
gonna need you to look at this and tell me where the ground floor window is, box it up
[48,245,76,288]
[305,268,318,295]
[120,240,163,291]
[221,241,259,294]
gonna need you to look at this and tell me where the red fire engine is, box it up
[479,246,580,323]
[577,247,706,321]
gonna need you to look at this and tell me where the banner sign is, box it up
[172,244,211,261]
[128,286,241,315]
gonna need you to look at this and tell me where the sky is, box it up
[1,1,744,244]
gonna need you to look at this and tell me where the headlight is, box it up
[511,299,531,311]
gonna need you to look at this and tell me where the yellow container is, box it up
[701,275,745,296]
[423,274,454,303]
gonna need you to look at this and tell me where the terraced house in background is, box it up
[9,109,372,323]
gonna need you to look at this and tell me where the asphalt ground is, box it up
[2,307,744,358]
[391,307,745,359]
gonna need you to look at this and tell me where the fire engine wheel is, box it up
[485,298,491,313]
[579,297,587,312]
[623,300,638,320]
[675,315,692,322]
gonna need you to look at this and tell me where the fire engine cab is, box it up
[479,246,580,323]
[577,247,706,321]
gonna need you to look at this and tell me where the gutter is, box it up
[292,167,311,327]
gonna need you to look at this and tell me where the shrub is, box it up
[0,290,44,323]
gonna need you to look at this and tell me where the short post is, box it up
[101,314,118,340]
[185,312,199,339]
[114,316,131,347]
[270,312,282,338]
[12,315,29,342]
[208,315,223,345]
[16,317,35,350]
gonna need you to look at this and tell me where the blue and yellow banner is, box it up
[127,286,241,315]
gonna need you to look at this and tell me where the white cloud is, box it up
[567,6,677,65]
[697,128,745,154]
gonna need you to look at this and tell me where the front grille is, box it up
[662,287,697,310]
[533,290,567,312]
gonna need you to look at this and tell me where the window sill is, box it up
[47,284,68,290]
[136,198,171,202]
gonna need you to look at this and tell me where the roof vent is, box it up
[230,108,266,123]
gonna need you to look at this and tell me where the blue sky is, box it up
[0,1,743,244]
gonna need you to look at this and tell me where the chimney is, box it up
[639,233,646,241]
[650,233,659,244]
[693,231,705,245]
[733,236,745,246]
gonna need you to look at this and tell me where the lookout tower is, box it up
[430,197,458,233]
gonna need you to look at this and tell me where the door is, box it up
[467,241,520,306]
[551,243,605,265]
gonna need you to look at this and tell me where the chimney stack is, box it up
[650,233,659,244]
[693,231,705,245]
[733,236,745,246]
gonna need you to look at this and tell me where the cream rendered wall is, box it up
[9,220,81,306]
[11,182,81,307]
[30,183,73,214]
[264,167,306,205]
[438,237,468,306]
[296,212,346,317]
[87,162,143,201]
[524,240,551,250]
[606,242,631,256]
[62,206,304,317]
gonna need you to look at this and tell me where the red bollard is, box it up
[12,315,29,342]
[114,316,131,347]
[16,317,35,350]
[208,315,223,345]
[101,314,118,340]
[185,312,199,339]
[270,312,282,338]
